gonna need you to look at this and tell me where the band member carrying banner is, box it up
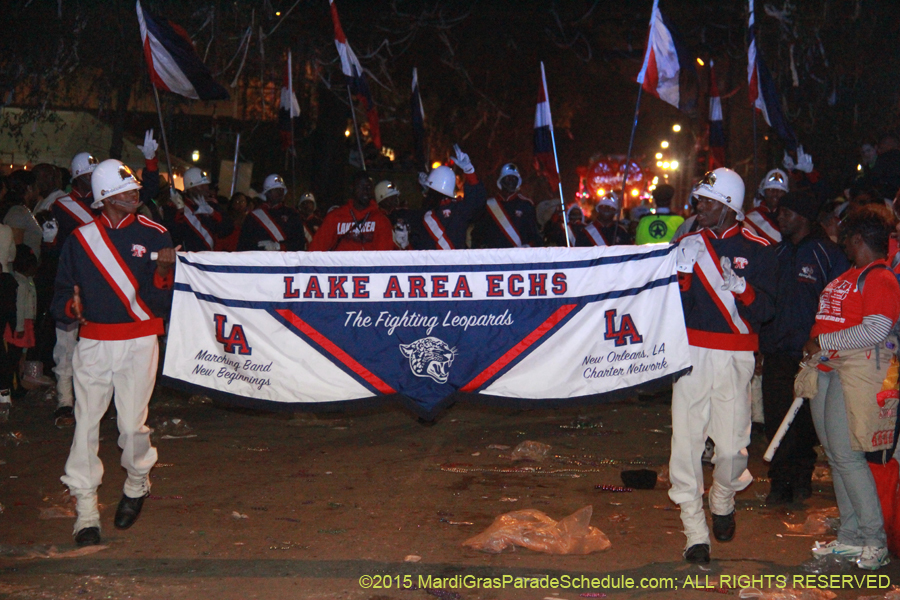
[51,159,177,547]
[669,167,776,564]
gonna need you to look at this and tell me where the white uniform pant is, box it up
[61,336,159,499]
[53,325,79,407]
[669,345,755,546]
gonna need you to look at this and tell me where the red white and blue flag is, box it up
[708,60,726,170]
[136,1,229,101]
[533,65,560,188]
[329,0,381,149]
[747,0,796,149]
[636,0,696,112]
[279,51,302,151]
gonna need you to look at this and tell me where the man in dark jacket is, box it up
[759,191,848,504]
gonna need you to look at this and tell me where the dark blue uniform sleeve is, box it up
[51,235,79,325]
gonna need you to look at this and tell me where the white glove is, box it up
[675,235,705,273]
[193,197,214,215]
[137,129,158,161]
[795,145,814,173]
[42,219,59,243]
[453,144,474,174]
[782,151,796,172]
[720,256,747,294]
[258,240,281,251]
[170,189,186,211]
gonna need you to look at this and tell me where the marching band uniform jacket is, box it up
[51,214,175,341]
[471,191,542,249]
[677,224,777,352]
[409,173,487,250]
[237,204,306,252]
[169,199,234,252]
[50,188,96,251]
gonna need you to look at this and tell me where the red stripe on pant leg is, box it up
[274,309,396,394]
[461,304,576,392]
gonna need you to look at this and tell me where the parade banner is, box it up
[162,245,691,417]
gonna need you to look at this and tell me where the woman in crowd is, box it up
[804,209,900,570]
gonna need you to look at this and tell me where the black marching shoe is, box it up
[114,493,148,529]
[74,527,101,547]
[684,543,710,563]
[712,511,736,542]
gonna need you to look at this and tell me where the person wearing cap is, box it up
[375,180,415,250]
[51,159,177,547]
[309,172,394,251]
[169,167,234,252]
[635,184,684,245]
[744,168,789,244]
[581,192,632,246]
[237,174,305,251]
[669,168,776,564]
[471,163,542,249]
[759,191,848,506]
[298,192,323,248]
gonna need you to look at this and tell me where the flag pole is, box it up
[230,132,241,197]
[541,62,570,248]
[620,85,643,227]
[151,85,176,199]
[288,51,298,197]
[347,86,366,171]
[752,109,758,187]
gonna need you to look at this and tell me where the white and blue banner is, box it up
[162,245,691,418]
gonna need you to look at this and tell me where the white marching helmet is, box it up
[71,152,99,179]
[375,180,400,204]
[496,163,522,191]
[761,168,789,193]
[262,174,287,195]
[90,159,142,209]
[692,167,746,220]
[299,192,316,208]
[183,167,211,191]
[423,166,456,198]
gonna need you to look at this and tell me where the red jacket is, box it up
[308,200,394,251]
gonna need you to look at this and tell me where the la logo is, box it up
[214,314,252,355]
[603,309,643,347]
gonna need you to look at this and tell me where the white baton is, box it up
[763,397,806,462]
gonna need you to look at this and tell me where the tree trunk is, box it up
[108,78,134,160]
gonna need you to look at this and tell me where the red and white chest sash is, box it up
[74,222,154,322]
[423,210,453,250]
[583,222,607,246]
[692,232,751,335]
[57,197,94,225]
[251,208,285,243]
[182,206,215,250]
[485,198,523,247]
[745,210,781,244]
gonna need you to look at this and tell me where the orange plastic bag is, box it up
[463,505,611,554]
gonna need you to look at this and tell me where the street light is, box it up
[670,160,679,170]
[655,152,663,159]
[191,150,200,162]
[696,58,705,66]
[672,124,682,133]
[661,140,669,149]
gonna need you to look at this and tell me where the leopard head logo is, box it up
[399,337,457,384]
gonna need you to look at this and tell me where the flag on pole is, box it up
[136,0,229,101]
[636,0,696,112]
[410,68,427,172]
[747,0,797,149]
[279,51,301,151]
[329,0,381,149]
[533,67,560,189]
[708,60,726,170]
